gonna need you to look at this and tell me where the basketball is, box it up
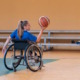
[38,16,50,27]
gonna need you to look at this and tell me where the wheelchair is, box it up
[4,39,43,72]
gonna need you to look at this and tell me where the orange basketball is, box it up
[38,16,50,27]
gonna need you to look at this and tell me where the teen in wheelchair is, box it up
[2,20,46,72]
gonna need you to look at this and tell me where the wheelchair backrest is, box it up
[12,39,30,50]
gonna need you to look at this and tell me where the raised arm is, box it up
[36,27,46,43]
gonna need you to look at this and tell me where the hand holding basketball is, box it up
[38,16,50,30]
[41,26,47,31]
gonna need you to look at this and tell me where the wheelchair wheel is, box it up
[4,44,21,70]
[24,44,42,72]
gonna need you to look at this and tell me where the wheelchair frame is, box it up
[4,39,43,72]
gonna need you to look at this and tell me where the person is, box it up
[2,20,46,54]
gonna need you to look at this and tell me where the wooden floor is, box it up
[0,50,80,80]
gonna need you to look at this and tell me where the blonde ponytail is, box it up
[17,21,24,39]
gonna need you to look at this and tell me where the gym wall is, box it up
[0,0,80,30]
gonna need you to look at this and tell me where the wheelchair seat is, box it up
[12,39,30,50]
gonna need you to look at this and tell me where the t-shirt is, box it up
[10,29,37,42]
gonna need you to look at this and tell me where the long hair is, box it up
[17,20,28,39]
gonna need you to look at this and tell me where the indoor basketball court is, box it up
[0,0,80,80]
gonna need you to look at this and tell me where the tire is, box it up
[4,44,20,70]
[24,44,42,72]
